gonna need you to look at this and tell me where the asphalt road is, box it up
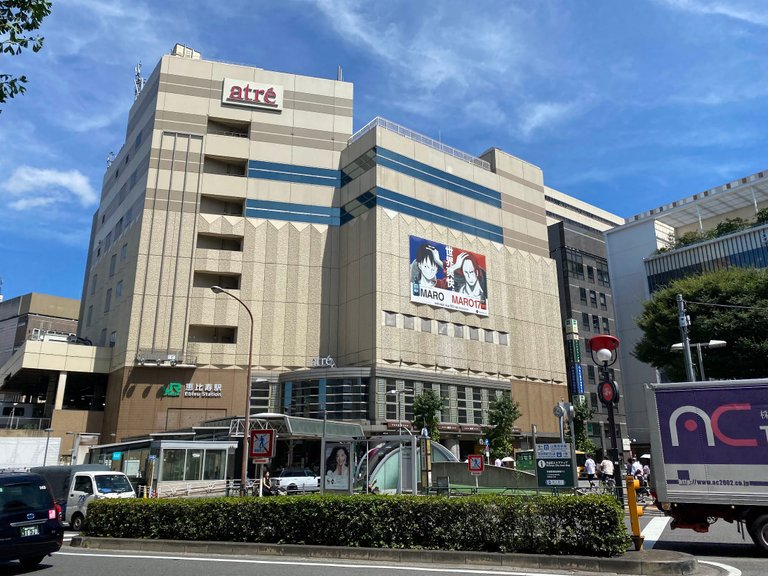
[639,511,765,576]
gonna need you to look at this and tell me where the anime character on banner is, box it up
[409,236,488,316]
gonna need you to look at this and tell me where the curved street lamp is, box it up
[670,339,726,381]
[211,285,254,496]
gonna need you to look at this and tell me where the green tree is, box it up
[570,397,597,453]
[412,389,442,442]
[713,217,749,237]
[634,267,768,381]
[0,0,52,109]
[487,394,521,459]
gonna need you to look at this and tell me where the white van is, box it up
[30,465,136,530]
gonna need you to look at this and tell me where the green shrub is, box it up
[86,493,628,557]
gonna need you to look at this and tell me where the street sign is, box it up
[535,442,571,459]
[535,442,574,488]
[467,454,484,475]
[249,429,275,459]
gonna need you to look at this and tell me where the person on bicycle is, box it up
[600,455,614,487]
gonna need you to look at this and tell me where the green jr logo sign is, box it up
[163,382,182,397]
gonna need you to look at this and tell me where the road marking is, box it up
[641,516,670,548]
[699,560,741,576]
[56,551,579,575]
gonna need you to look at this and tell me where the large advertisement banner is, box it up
[409,236,488,316]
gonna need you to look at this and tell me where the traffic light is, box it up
[625,475,645,551]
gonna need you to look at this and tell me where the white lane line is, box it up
[641,516,671,548]
[56,551,576,576]
[699,560,741,576]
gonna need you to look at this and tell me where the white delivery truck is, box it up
[645,378,768,552]
[30,464,136,530]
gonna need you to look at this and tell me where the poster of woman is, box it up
[324,444,351,490]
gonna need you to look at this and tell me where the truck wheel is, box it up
[70,512,85,532]
[19,555,45,568]
[749,514,768,554]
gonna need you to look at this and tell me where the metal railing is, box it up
[0,417,51,430]
[348,117,491,171]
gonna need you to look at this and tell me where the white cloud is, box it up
[1,166,98,210]
[518,100,585,139]
[655,0,768,26]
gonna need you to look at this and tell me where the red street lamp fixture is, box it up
[587,334,624,504]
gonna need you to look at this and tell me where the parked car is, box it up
[30,464,136,531]
[0,472,64,568]
[272,468,320,494]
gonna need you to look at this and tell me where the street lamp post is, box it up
[670,340,726,381]
[43,427,53,465]
[387,388,409,494]
[211,285,254,496]
[587,334,624,505]
[9,402,19,429]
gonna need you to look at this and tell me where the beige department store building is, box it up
[65,44,582,459]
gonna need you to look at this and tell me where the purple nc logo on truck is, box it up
[658,386,768,465]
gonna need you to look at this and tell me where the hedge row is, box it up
[86,493,628,557]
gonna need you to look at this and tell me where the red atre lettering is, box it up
[228,83,278,106]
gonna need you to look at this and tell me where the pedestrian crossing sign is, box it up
[249,429,275,459]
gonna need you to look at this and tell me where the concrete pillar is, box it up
[444,438,460,459]
[54,371,67,410]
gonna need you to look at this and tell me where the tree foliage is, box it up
[412,389,442,442]
[634,268,768,381]
[487,394,521,459]
[0,0,52,108]
[570,397,597,454]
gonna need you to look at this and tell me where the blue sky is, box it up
[1,0,767,301]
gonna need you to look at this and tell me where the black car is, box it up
[0,472,64,567]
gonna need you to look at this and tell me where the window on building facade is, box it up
[579,287,587,304]
[403,315,414,330]
[99,328,107,346]
[120,243,128,262]
[499,332,509,345]
[109,254,117,277]
[453,324,464,338]
[582,312,590,331]
[592,315,600,332]
[384,311,397,327]
[469,327,479,341]
[484,330,494,343]
[421,318,432,332]
[589,392,599,411]
[602,317,610,333]
[104,288,112,312]
[597,261,610,287]
[86,305,93,327]
[116,280,123,298]
[109,331,117,348]
[565,251,584,279]
[587,266,595,283]
[91,275,97,295]
[587,365,595,381]
[599,292,607,310]
[589,290,597,307]
[437,321,448,335]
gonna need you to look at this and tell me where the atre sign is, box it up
[222,78,283,111]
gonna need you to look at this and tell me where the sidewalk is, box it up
[70,536,706,575]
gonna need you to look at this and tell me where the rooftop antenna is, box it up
[337,65,343,82]
[0,276,4,303]
[107,151,115,168]
[134,62,145,100]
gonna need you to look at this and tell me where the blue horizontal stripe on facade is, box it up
[376,147,501,208]
[376,187,503,243]
[248,159,341,187]
[245,199,340,226]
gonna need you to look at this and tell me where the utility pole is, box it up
[676,294,696,382]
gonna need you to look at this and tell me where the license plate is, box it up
[20,525,40,537]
